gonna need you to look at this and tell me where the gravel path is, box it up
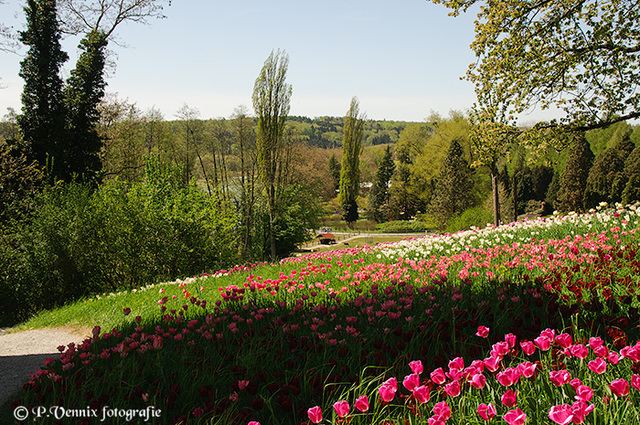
[0,327,89,407]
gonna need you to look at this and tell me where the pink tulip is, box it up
[355,395,369,412]
[379,377,397,402]
[569,344,589,359]
[501,389,517,407]
[607,351,620,364]
[520,340,536,356]
[477,403,497,421]
[497,367,520,387]
[403,373,421,392]
[621,346,640,362]
[571,401,594,424]
[549,370,571,386]
[492,341,510,357]
[631,375,640,392]
[587,358,607,374]
[555,333,573,348]
[470,373,487,389]
[610,378,630,397]
[575,384,594,402]
[534,335,551,351]
[409,360,423,375]
[307,406,322,424]
[444,380,461,397]
[569,378,582,390]
[248,422,260,425]
[432,401,451,420]
[428,417,446,425]
[589,337,604,349]
[430,367,446,384]
[448,356,464,371]
[548,404,573,425]
[505,333,517,348]
[503,407,527,425]
[517,361,537,378]
[333,400,349,418]
[476,325,490,338]
[593,345,609,357]
[484,355,501,372]
[414,385,430,403]
[541,328,556,340]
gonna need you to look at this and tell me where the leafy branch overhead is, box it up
[429,0,640,130]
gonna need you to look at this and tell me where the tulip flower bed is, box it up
[4,205,640,424]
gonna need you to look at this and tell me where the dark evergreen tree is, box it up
[557,133,594,212]
[17,0,68,177]
[585,135,636,208]
[367,145,395,222]
[622,146,640,204]
[328,153,341,194]
[63,30,108,182]
[429,139,475,227]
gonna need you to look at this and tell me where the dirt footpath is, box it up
[0,327,89,407]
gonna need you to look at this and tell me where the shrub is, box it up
[446,206,493,233]
[377,220,428,233]
[0,159,239,326]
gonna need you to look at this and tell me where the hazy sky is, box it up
[0,0,561,123]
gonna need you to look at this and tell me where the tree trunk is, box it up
[268,183,277,260]
[491,171,501,226]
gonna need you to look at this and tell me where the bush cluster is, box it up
[0,159,238,326]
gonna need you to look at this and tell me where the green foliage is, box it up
[0,139,43,223]
[63,30,108,182]
[557,133,594,212]
[445,205,494,233]
[429,139,476,228]
[622,146,640,204]
[252,49,292,259]
[0,157,239,326]
[435,0,640,129]
[376,220,427,233]
[339,97,365,225]
[328,153,340,194]
[17,0,68,178]
[585,135,636,208]
[367,145,395,222]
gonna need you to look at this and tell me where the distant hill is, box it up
[288,116,413,149]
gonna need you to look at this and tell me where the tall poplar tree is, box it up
[17,0,68,177]
[252,49,292,260]
[338,97,365,225]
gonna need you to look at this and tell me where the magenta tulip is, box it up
[414,385,430,403]
[355,395,369,412]
[409,360,423,375]
[501,389,517,407]
[307,406,322,424]
[610,378,630,397]
[477,403,497,421]
[587,358,607,374]
[548,404,573,425]
[379,377,397,402]
[503,407,527,425]
[333,400,349,418]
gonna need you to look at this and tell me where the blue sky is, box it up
[0,0,559,123]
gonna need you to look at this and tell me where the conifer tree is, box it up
[428,138,475,227]
[622,146,640,204]
[17,0,68,176]
[338,97,365,226]
[585,135,636,208]
[63,30,108,182]
[367,145,395,222]
[557,133,594,212]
